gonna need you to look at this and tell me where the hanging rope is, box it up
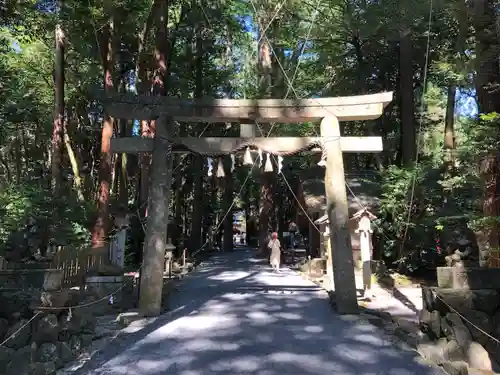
[400,0,434,253]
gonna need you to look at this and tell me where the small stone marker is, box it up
[109,214,130,268]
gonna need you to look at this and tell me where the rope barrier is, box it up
[0,312,42,348]
[431,290,500,346]
[400,0,434,253]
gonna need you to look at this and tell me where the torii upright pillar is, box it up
[321,116,358,314]
[139,115,173,316]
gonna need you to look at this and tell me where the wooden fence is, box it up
[50,246,109,287]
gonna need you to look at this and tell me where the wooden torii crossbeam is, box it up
[99,91,393,316]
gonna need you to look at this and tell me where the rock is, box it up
[396,318,421,335]
[116,311,144,328]
[38,343,59,363]
[30,361,57,375]
[419,309,431,327]
[429,310,441,338]
[452,324,472,349]
[33,314,59,344]
[467,368,500,375]
[40,290,79,309]
[68,335,82,356]
[441,361,469,375]
[4,344,34,374]
[62,309,96,335]
[5,319,32,349]
[0,317,10,340]
[0,291,37,321]
[43,270,63,292]
[483,340,500,368]
[446,313,472,348]
[80,333,93,347]
[0,346,14,373]
[441,316,453,337]
[417,337,449,364]
[56,341,74,364]
[462,310,493,346]
[467,342,492,371]
[445,339,466,362]
[436,290,499,315]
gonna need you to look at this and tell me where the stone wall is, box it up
[0,289,97,375]
[419,278,500,373]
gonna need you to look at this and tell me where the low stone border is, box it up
[299,272,498,375]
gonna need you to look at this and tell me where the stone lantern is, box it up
[164,238,176,278]
[351,208,377,300]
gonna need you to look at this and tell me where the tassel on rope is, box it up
[277,155,284,173]
[207,157,213,176]
[258,149,263,168]
[67,308,72,322]
[264,153,273,172]
[216,157,225,178]
[317,148,327,167]
[243,147,253,166]
[230,154,235,172]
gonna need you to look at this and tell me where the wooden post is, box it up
[353,209,376,300]
[321,116,358,314]
[139,116,173,316]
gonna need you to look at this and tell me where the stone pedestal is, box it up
[84,275,124,314]
[437,267,500,290]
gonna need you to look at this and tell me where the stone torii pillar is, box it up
[138,115,174,316]
[320,116,359,314]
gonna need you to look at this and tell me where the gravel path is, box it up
[73,248,444,375]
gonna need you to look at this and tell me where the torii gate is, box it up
[98,91,393,316]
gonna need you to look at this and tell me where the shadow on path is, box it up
[75,248,444,375]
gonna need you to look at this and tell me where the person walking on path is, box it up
[268,232,281,272]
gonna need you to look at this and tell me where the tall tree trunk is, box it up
[116,69,129,208]
[257,4,275,253]
[399,27,416,166]
[51,21,65,193]
[13,129,22,184]
[91,16,115,248]
[443,85,456,166]
[152,0,169,96]
[117,119,129,206]
[474,0,500,267]
[135,2,157,225]
[63,113,84,201]
[222,22,234,252]
[223,157,234,251]
[190,22,205,252]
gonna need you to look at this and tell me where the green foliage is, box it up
[0,183,94,253]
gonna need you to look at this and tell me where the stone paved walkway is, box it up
[74,248,445,375]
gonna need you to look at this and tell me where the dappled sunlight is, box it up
[78,248,442,375]
[246,310,278,324]
[208,270,251,281]
[303,325,324,333]
[267,352,347,373]
[209,355,261,372]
